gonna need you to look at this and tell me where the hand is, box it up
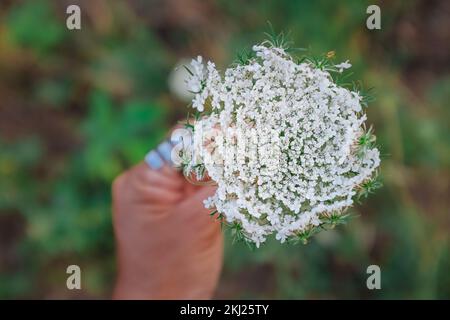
[112,162,223,299]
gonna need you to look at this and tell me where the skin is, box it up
[112,162,223,299]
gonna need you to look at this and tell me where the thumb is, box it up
[182,185,216,215]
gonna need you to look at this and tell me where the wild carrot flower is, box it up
[179,39,381,247]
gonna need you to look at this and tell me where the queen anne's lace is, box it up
[183,43,380,246]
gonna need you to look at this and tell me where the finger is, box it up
[137,183,184,204]
[139,158,183,183]
[133,162,184,191]
[178,185,223,236]
[141,167,183,190]
[160,164,182,179]
[180,185,217,217]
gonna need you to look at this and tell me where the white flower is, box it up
[335,60,352,73]
[181,43,380,245]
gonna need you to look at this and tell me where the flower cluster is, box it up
[180,41,380,247]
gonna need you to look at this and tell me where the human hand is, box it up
[112,162,223,299]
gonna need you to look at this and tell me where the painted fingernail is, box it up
[157,140,173,163]
[145,150,164,170]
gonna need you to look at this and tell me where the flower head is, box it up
[181,42,380,246]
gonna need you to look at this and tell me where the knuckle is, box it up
[112,172,127,197]
[166,191,182,203]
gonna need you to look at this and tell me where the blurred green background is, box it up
[0,0,449,299]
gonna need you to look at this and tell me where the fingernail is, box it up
[145,150,164,170]
[157,140,173,163]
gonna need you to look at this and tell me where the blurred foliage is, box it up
[0,0,449,299]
